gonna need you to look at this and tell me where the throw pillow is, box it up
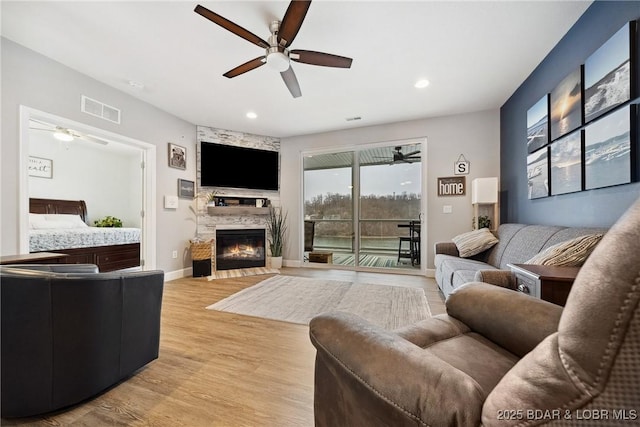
[452,228,499,258]
[526,233,603,267]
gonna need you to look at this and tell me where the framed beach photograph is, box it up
[168,143,187,170]
[28,156,53,178]
[584,22,634,124]
[585,106,633,190]
[527,148,549,199]
[550,130,582,196]
[178,179,195,198]
[550,68,582,142]
[527,95,549,154]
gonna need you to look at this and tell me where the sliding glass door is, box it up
[303,151,355,266]
[303,141,423,270]
[359,144,422,268]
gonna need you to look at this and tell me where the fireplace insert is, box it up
[215,229,266,270]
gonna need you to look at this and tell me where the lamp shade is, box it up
[472,177,498,204]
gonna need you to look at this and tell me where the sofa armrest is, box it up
[473,269,516,289]
[446,282,562,357]
[434,241,459,257]
[310,311,484,427]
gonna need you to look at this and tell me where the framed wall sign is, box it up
[28,156,53,178]
[454,154,470,175]
[437,176,466,196]
[178,179,195,198]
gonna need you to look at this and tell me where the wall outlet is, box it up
[443,205,453,214]
[172,250,178,259]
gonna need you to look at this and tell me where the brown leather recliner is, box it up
[309,197,640,426]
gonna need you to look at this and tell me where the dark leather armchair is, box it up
[310,198,640,426]
[1,264,164,418]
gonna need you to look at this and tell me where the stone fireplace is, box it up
[215,228,266,270]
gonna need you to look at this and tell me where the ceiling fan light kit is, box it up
[194,1,352,98]
[53,129,74,142]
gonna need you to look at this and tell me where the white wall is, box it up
[2,37,501,273]
[280,109,501,269]
[1,38,196,274]
[29,131,142,226]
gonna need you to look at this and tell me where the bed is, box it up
[29,198,141,272]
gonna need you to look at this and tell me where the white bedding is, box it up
[29,227,141,252]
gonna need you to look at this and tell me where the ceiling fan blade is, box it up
[194,4,269,49]
[223,56,266,78]
[81,134,109,145]
[278,1,312,47]
[403,151,421,157]
[280,66,301,98]
[290,50,352,68]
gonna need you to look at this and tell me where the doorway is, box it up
[18,106,157,270]
[302,139,426,272]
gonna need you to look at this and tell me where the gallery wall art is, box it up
[526,18,638,200]
[550,130,583,196]
[585,106,634,190]
[550,68,582,142]
[527,149,549,199]
[527,95,549,154]
[584,22,634,124]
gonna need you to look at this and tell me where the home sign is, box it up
[437,176,466,196]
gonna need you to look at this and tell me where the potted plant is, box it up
[206,191,218,215]
[266,206,288,269]
[94,216,123,227]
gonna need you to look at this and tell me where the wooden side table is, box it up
[507,263,580,306]
[309,251,333,264]
[1,252,69,265]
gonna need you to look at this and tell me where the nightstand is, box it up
[507,263,580,306]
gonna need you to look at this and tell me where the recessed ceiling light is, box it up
[246,112,257,119]
[128,80,145,90]
[415,79,430,89]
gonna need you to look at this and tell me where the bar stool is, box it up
[397,221,420,265]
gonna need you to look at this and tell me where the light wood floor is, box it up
[2,268,445,426]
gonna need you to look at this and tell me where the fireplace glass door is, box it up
[215,229,266,270]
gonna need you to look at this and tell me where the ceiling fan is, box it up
[194,1,353,98]
[380,146,422,164]
[29,119,108,145]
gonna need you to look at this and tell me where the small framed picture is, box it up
[28,156,53,178]
[178,179,195,198]
[168,143,187,170]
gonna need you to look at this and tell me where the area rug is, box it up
[207,267,280,280]
[206,275,431,329]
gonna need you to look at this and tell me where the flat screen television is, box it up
[200,141,279,191]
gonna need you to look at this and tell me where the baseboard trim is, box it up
[425,268,435,278]
[164,267,192,282]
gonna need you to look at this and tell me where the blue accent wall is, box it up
[500,1,640,227]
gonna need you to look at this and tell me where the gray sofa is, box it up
[434,223,607,299]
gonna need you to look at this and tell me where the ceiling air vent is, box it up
[81,95,121,124]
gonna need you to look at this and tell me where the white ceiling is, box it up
[2,1,592,138]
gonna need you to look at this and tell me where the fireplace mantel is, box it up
[207,206,270,215]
